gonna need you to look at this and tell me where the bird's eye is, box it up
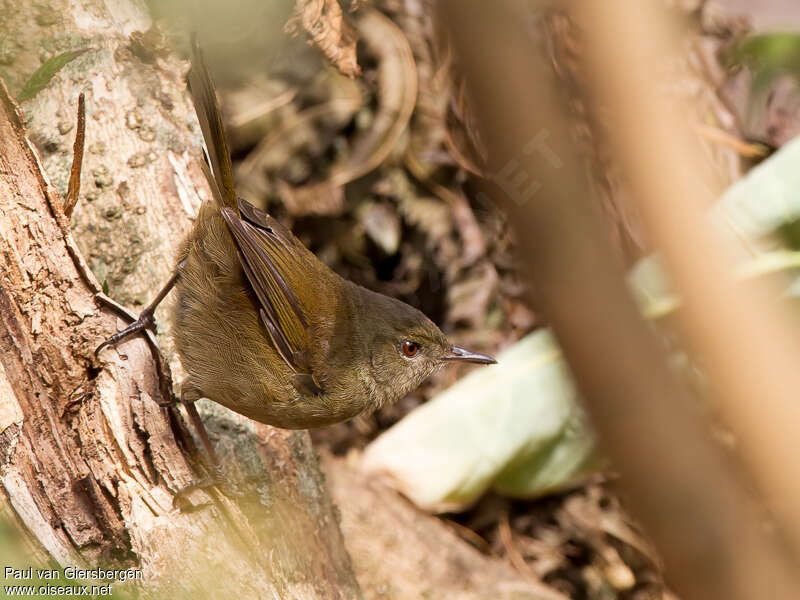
[400,340,421,358]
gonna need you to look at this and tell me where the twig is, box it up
[442,518,495,556]
[692,123,769,158]
[64,93,85,219]
[498,511,537,580]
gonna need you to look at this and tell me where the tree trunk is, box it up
[0,1,361,597]
[0,0,201,310]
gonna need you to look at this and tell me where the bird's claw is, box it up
[171,466,242,511]
[95,308,156,356]
[157,396,180,409]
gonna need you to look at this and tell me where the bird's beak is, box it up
[442,346,497,365]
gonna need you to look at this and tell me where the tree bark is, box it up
[0,1,361,597]
[0,0,201,311]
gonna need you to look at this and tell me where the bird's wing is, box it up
[188,38,237,209]
[221,198,324,395]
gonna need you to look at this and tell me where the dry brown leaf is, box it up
[404,151,487,266]
[393,2,487,267]
[357,201,401,254]
[398,194,450,241]
[286,0,361,78]
[558,488,661,569]
[447,262,498,327]
[282,8,418,213]
[278,179,345,216]
[237,84,364,204]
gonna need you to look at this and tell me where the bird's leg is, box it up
[171,389,247,507]
[95,259,187,355]
[180,389,220,468]
[94,264,231,500]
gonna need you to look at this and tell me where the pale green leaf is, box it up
[18,48,90,102]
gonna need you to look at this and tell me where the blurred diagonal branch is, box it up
[576,0,800,566]
[437,1,800,599]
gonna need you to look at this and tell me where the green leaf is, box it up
[18,48,90,102]
[728,33,800,66]
[632,134,800,316]
[725,33,800,102]
[776,217,800,250]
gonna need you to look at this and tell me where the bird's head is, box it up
[354,287,496,407]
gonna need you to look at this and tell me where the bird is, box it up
[96,41,495,456]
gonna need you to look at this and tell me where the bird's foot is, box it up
[172,465,243,511]
[94,304,156,356]
[94,260,184,357]
[94,293,177,407]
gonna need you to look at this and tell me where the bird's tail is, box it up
[188,38,237,209]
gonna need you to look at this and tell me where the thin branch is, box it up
[576,0,800,572]
[64,92,85,219]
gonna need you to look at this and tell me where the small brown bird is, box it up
[98,42,494,447]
